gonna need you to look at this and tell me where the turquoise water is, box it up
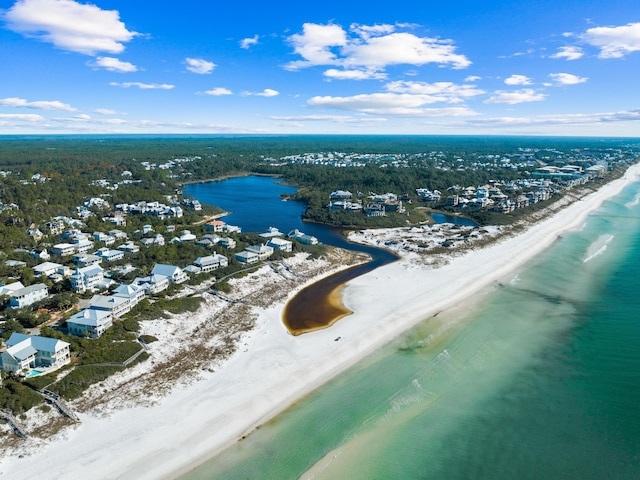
[25,369,44,378]
[183,177,640,480]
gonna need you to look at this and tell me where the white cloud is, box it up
[308,93,478,116]
[548,73,588,85]
[460,109,640,129]
[3,0,138,55]
[92,56,137,72]
[0,113,45,121]
[286,23,348,70]
[465,75,482,82]
[550,46,584,60]
[0,97,76,111]
[349,23,396,39]
[484,89,546,104]
[341,32,471,70]
[385,80,485,103]
[242,88,279,97]
[240,35,259,49]
[203,87,233,96]
[110,82,174,90]
[268,114,387,124]
[185,57,216,74]
[323,68,386,80]
[94,108,118,115]
[582,22,640,58]
[504,74,532,86]
[285,22,470,75]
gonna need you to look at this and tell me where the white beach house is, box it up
[1,333,70,374]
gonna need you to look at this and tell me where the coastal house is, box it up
[26,226,44,242]
[235,251,259,264]
[132,274,169,295]
[66,308,113,338]
[93,231,116,246]
[365,203,386,217]
[140,234,165,248]
[0,281,25,297]
[288,229,318,245]
[70,265,107,293]
[246,244,274,261]
[177,230,196,242]
[267,237,293,252]
[193,254,228,273]
[30,248,51,261]
[44,220,65,235]
[108,229,128,240]
[95,247,125,262]
[218,237,237,249]
[112,283,146,309]
[52,243,76,256]
[222,224,241,233]
[329,190,353,200]
[73,253,102,267]
[33,261,65,277]
[118,241,140,254]
[151,264,188,284]
[205,220,226,232]
[89,294,131,318]
[259,227,283,238]
[1,333,70,374]
[9,283,48,308]
[72,238,94,254]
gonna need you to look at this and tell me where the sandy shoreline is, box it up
[2,164,639,479]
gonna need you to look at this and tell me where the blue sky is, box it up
[1,0,639,136]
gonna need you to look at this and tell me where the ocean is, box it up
[183,175,640,480]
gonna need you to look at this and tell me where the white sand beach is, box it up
[2,163,639,480]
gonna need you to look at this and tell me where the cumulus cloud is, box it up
[109,82,174,90]
[242,88,279,97]
[285,22,470,76]
[268,114,387,124]
[94,108,118,115]
[484,89,546,104]
[349,23,396,39]
[385,80,485,103]
[203,87,233,96]
[185,57,216,74]
[323,68,386,80]
[92,56,137,72]
[504,74,532,86]
[308,93,478,116]
[582,22,640,58]
[286,23,348,70]
[550,46,584,60]
[3,0,138,55]
[342,32,471,70]
[0,97,76,111]
[0,113,45,121]
[465,75,482,82]
[240,35,259,49]
[548,73,588,85]
[460,109,640,129]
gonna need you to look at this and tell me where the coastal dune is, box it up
[2,164,639,480]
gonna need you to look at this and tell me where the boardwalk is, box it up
[40,390,80,422]
[0,408,27,437]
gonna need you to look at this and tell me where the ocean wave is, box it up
[583,234,614,263]
[624,192,640,209]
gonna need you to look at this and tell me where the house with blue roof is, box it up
[67,308,114,338]
[1,333,70,374]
